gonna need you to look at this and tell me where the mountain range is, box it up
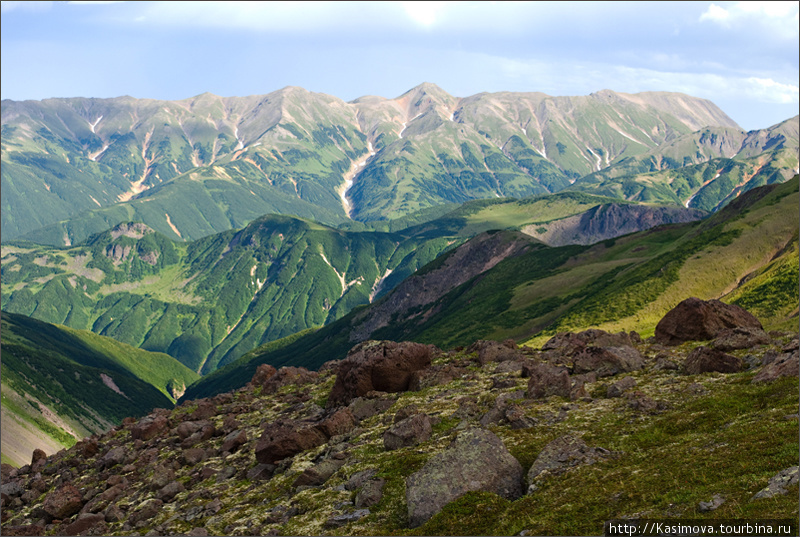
[1,84,798,479]
[3,85,796,247]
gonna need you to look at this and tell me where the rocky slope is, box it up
[1,299,797,536]
[520,203,707,246]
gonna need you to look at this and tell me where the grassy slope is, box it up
[182,177,798,400]
[1,311,199,465]
[3,193,653,375]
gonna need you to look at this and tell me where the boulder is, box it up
[156,480,186,503]
[409,364,467,390]
[405,428,523,528]
[219,429,247,454]
[262,366,319,394]
[345,469,378,491]
[100,446,126,469]
[182,448,206,465]
[128,498,163,525]
[31,448,47,466]
[150,465,176,490]
[255,421,327,465]
[467,340,522,366]
[58,513,106,536]
[751,466,798,500]
[684,346,744,374]
[527,435,612,493]
[383,414,432,451]
[327,340,434,407]
[655,298,763,346]
[712,327,771,351]
[347,396,396,421]
[42,484,83,519]
[572,345,644,377]
[355,478,385,508]
[130,415,169,442]
[316,408,357,438]
[324,509,370,528]
[292,458,345,488]
[525,362,571,399]
[188,400,217,421]
[752,352,799,383]
[249,363,277,387]
[607,376,637,398]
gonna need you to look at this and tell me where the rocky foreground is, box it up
[1,298,798,536]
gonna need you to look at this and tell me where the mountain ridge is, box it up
[6,84,785,247]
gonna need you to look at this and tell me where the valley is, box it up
[0,84,797,536]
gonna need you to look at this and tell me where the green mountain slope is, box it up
[1,217,457,374]
[1,311,198,466]
[2,191,705,376]
[182,177,798,400]
[568,116,799,210]
[4,85,766,246]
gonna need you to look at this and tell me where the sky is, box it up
[1,1,798,131]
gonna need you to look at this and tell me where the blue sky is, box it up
[1,1,798,131]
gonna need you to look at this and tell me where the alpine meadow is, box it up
[1,13,799,534]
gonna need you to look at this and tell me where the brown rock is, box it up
[525,362,571,399]
[262,366,319,394]
[150,465,176,490]
[156,480,185,502]
[316,408,357,438]
[130,415,169,441]
[182,448,206,465]
[57,513,105,536]
[355,478,385,508]
[655,297,763,346]
[219,429,248,454]
[129,498,162,525]
[383,414,432,450]
[467,340,523,365]
[347,396,396,421]
[712,326,771,351]
[291,458,345,487]
[188,400,217,421]
[327,340,434,407]
[572,345,644,377]
[255,421,327,465]
[684,346,744,374]
[250,363,277,386]
[2,524,46,536]
[752,352,799,383]
[31,448,47,466]
[43,484,83,519]
[607,376,637,398]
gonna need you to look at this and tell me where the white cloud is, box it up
[700,1,799,36]
[401,1,450,27]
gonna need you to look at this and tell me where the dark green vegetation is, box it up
[3,86,796,246]
[1,217,456,374]
[3,190,692,376]
[0,311,197,466]
[183,177,798,400]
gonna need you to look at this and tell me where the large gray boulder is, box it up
[405,428,523,528]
